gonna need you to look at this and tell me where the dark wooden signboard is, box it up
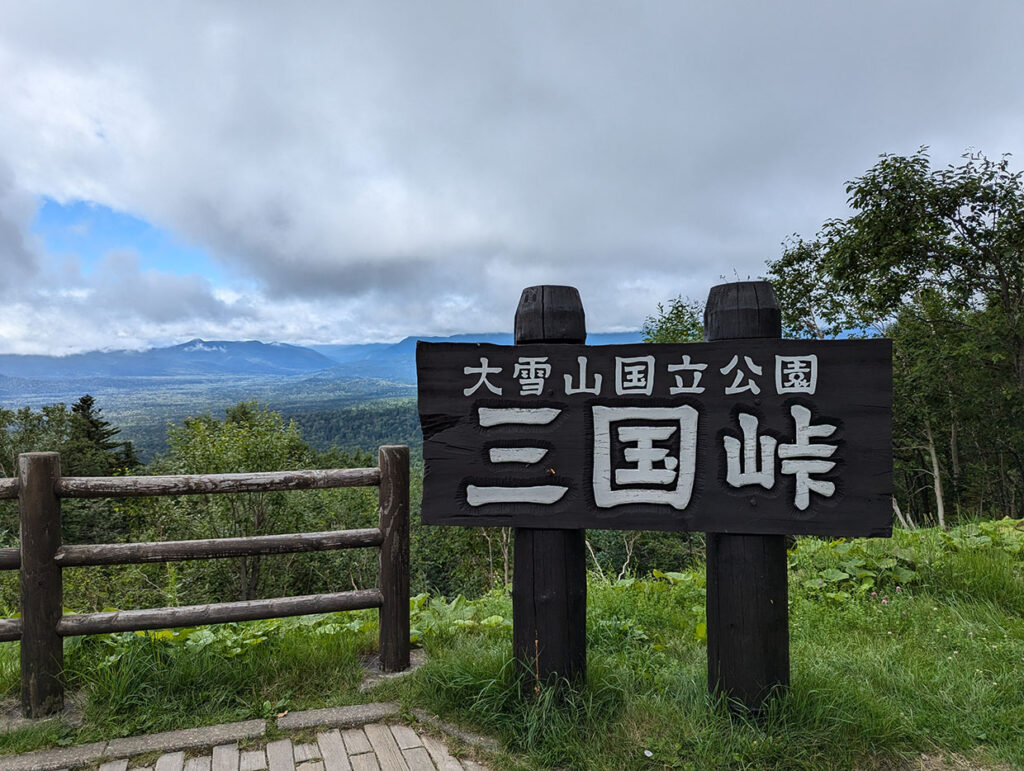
[417,338,892,537]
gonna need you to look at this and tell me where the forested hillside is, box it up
[1,397,512,610]
[287,399,421,453]
[0,333,641,461]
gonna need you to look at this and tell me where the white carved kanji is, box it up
[723,412,778,489]
[513,356,551,396]
[592,405,698,509]
[466,407,568,506]
[779,404,838,510]
[667,355,707,394]
[615,356,655,396]
[776,355,818,394]
[463,357,503,396]
[616,426,679,485]
[564,355,603,395]
[720,355,762,395]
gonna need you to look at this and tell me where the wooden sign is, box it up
[417,338,892,537]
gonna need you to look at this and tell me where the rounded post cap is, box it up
[704,281,781,341]
[515,285,586,344]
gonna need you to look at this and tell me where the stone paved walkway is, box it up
[4,704,493,771]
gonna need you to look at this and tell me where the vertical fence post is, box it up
[378,445,410,672]
[704,281,790,713]
[18,452,64,717]
[513,285,588,694]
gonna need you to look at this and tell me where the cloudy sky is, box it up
[1,2,1022,355]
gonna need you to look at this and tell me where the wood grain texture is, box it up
[55,528,383,567]
[240,749,268,771]
[513,527,587,690]
[265,739,294,771]
[7,448,411,716]
[57,467,380,499]
[363,723,408,771]
[401,747,435,771]
[18,452,64,717]
[378,445,410,672]
[514,285,586,344]
[419,734,463,771]
[0,547,20,570]
[704,281,782,340]
[513,285,587,692]
[341,729,372,756]
[293,743,321,763]
[0,617,22,642]
[156,752,186,771]
[0,477,18,499]
[211,743,240,771]
[348,754,380,771]
[316,730,352,771]
[388,725,422,750]
[57,589,383,637]
[417,337,893,535]
[705,280,789,714]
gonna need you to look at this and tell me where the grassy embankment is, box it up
[0,518,1021,769]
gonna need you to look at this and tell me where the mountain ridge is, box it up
[0,332,643,382]
[0,332,643,460]
[0,339,336,378]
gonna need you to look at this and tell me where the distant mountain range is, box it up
[0,332,643,385]
[0,339,337,379]
[308,332,642,383]
[0,332,642,459]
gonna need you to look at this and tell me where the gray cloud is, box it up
[0,1,1023,350]
[0,249,253,354]
[0,161,41,294]
[87,251,247,324]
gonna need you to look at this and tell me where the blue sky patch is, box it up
[32,198,225,282]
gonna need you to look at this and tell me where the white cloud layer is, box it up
[1,1,1023,353]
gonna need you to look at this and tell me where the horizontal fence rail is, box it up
[56,467,381,498]
[55,528,385,567]
[57,589,384,637]
[0,477,18,499]
[1,446,410,718]
[0,618,21,643]
[0,548,18,570]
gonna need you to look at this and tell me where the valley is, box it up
[0,331,640,459]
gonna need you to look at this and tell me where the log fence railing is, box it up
[0,445,410,718]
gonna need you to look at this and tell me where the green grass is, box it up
[388,519,1024,769]
[0,616,377,754]
[1,519,1022,769]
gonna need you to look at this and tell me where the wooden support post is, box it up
[513,285,587,693]
[18,452,64,717]
[704,281,790,713]
[378,445,410,672]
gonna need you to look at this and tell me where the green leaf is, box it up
[821,568,850,582]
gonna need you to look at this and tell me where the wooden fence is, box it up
[0,445,410,718]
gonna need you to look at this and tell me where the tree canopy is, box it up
[764,148,1024,527]
[641,296,704,343]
